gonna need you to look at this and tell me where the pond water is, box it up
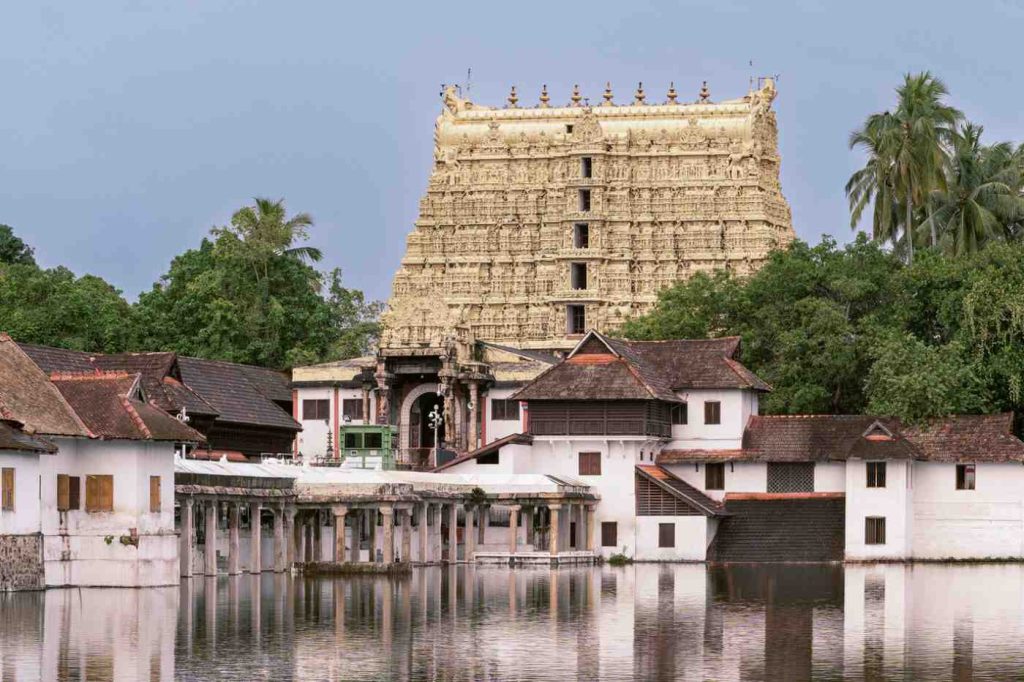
[2,563,1023,681]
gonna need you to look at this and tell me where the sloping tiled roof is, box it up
[50,372,205,442]
[0,336,89,437]
[0,420,57,453]
[433,433,533,471]
[512,331,769,402]
[178,357,299,431]
[16,343,95,374]
[658,413,1024,464]
[635,464,727,517]
[904,413,1024,462]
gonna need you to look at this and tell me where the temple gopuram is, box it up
[292,79,794,465]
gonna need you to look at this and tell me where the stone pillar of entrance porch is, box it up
[361,382,372,422]
[381,506,395,564]
[434,504,444,562]
[464,507,476,562]
[312,510,323,562]
[479,505,489,545]
[249,502,262,573]
[401,508,412,563]
[507,505,521,556]
[273,505,286,572]
[228,502,242,575]
[448,503,459,562]
[524,506,535,549]
[368,507,378,562]
[333,506,348,563]
[585,504,596,551]
[180,497,195,577]
[204,500,218,576]
[468,381,480,450]
[285,506,297,570]
[418,503,430,563]
[349,510,361,563]
[548,504,561,558]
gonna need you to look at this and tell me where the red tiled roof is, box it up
[50,372,205,443]
[658,413,1024,464]
[0,420,57,454]
[178,357,299,431]
[635,464,727,517]
[0,336,89,437]
[188,448,250,462]
[513,331,769,402]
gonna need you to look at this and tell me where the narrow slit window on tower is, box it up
[567,305,586,335]
[573,223,589,249]
[565,124,574,134]
[571,263,587,290]
[581,156,593,178]
[579,189,591,212]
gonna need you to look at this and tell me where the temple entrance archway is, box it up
[399,382,443,455]
[409,392,444,449]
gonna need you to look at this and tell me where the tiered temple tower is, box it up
[381,79,794,353]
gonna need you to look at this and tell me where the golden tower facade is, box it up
[381,79,794,353]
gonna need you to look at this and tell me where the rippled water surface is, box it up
[3,563,1024,680]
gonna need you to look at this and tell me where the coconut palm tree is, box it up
[925,124,1024,256]
[846,112,902,248]
[216,197,323,285]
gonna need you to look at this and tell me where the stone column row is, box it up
[180,498,296,578]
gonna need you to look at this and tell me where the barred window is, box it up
[866,461,886,488]
[767,463,815,493]
[491,399,520,421]
[302,399,330,420]
[636,472,699,516]
[865,517,886,545]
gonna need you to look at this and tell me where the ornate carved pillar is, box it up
[468,381,480,450]
[361,382,373,423]
[375,361,393,425]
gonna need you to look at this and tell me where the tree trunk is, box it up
[905,196,914,265]
[927,197,937,247]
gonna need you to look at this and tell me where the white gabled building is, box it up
[440,330,1024,562]
[0,335,205,589]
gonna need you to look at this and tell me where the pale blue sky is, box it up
[2,1,1021,302]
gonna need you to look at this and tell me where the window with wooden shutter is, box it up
[1,468,14,511]
[150,476,161,513]
[491,399,520,421]
[85,475,114,513]
[671,403,688,425]
[658,523,675,548]
[68,476,81,510]
[57,474,70,511]
[342,399,363,421]
[865,517,886,545]
[704,401,721,425]
[866,462,886,488]
[705,463,725,490]
[302,399,330,420]
[635,473,700,516]
[578,452,601,476]
[601,521,618,548]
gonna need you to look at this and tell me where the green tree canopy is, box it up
[0,224,37,266]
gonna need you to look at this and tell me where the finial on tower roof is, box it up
[698,81,711,103]
[570,84,582,106]
[634,81,646,105]
[539,84,550,107]
[507,85,519,108]
[602,82,614,106]
[666,82,678,104]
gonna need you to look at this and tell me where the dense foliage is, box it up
[621,236,1024,422]
[0,199,380,368]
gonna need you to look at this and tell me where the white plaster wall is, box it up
[443,442,530,476]
[664,462,768,502]
[296,386,332,458]
[38,438,178,587]
[483,387,525,444]
[635,516,707,560]
[669,388,756,449]
[845,459,912,560]
[912,462,1024,559]
[815,462,846,492]
[0,451,42,534]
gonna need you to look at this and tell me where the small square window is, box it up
[865,517,886,545]
[565,124,574,134]
[491,399,520,421]
[956,464,976,490]
[579,452,601,476]
[302,399,330,421]
[704,401,721,425]
[867,461,886,488]
[671,403,688,425]
[658,523,675,548]
[705,463,725,490]
[601,521,618,547]
[342,399,363,422]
